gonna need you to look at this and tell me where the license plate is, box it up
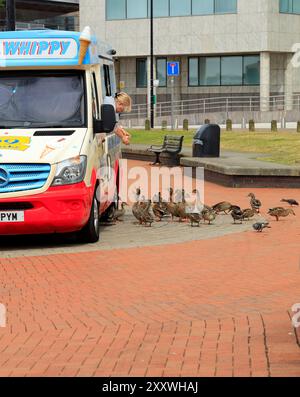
[0,211,24,222]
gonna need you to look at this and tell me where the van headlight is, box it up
[51,156,87,186]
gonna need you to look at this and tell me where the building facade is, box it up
[80,0,300,119]
[0,0,79,31]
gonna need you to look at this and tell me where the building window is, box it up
[106,0,126,20]
[127,0,148,19]
[106,0,237,19]
[221,56,243,85]
[188,58,199,86]
[188,55,260,86]
[136,58,147,88]
[243,55,260,85]
[215,0,237,14]
[192,0,214,15]
[280,0,300,14]
[153,0,169,17]
[156,58,167,87]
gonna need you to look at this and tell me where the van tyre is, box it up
[79,192,100,243]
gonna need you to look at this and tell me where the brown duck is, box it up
[174,189,188,222]
[166,187,178,221]
[212,201,232,214]
[242,208,256,221]
[268,207,296,221]
[248,193,262,213]
[202,208,216,225]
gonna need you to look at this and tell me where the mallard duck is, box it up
[140,200,154,226]
[231,207,244,224]
[248,193,262,213]
[201,208,216,225]
[152,193,167,221]
[132,188,142,223]
[174,189,188,222]
[111,202,128,222]
[187,212,202,227]
[165,187,178,221]
[268,207,296,221]
[212,201,232,214]
[281,199,299,207]
[242,208,256,221]
[253,222,271,232]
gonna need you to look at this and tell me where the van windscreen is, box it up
[0,72,85,128]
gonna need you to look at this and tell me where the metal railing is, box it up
[0,16,79,32]
[121,94,300,120]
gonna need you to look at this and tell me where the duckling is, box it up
[111,202,128,222]
[231,207,244,224]
[253,222,271,232]
[281,199,299,207]
[212,201,232,214]
[242,208,256,221]
[140,200,154,227]
[202,208,216,225]
[268,207,296,221]
[248,193,262,213]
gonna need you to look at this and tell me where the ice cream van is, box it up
[0,27,121,242]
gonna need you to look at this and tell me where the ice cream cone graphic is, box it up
[79,26,92,65]
[40,138,66,159]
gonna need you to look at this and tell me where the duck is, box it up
[111,202,128,222]
[187,212,202,227]
[248,193,262,213]
[201,208,216,225]
[281,199,299,207]
[253,222,271,232]
[242,208,257,221]
[231,207,244,224]
[173,189,188,222]
[268,207,296,221]
[140,200,154,227]
[132,188,142,222]
[165,187,178,221]
[212,201,232,214]
[152,193,167,221]
[192,189,211,212]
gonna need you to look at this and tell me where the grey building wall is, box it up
[80,0,300,107]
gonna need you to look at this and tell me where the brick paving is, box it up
[0,160,299,376]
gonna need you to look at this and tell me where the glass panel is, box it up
[279,0,293,12]
[200,57,220,85]
[293,0,300,13]
[136,59,147,88]
[188,58,199,86]
[192,0,214,15]
[156,58,167,86]
[127,0,148,19]
[106,0,126,20]
[221,56,243,85]
[0,73,84,128]
[243,55,260,85]
[153,0,169,17]
[170,0,191,16]
[215,0,237,14]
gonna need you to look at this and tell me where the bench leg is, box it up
[150,152,161,165]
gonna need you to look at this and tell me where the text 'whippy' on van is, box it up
[0,27,121,243]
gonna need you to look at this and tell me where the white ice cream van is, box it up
[0,27,120,242]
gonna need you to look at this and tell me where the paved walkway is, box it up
[0,161,299,376]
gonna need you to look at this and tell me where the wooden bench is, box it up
[147,135,184,165]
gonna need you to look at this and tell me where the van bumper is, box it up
[0,182,94,235]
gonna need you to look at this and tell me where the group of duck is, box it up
[112,189,298,232]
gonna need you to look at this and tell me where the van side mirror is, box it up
[93,104,116,133]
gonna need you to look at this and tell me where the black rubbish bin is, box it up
[192,124,220,158]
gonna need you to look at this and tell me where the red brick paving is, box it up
[0,169,300,376]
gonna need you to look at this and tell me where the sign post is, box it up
[167,62,180,130]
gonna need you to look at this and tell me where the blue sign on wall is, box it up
[167,61,180,76]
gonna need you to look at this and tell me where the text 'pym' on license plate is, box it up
[0,212,25,222]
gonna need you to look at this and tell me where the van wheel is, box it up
[78,192,100,243]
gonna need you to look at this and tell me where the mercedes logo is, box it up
[0,168,9,187]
